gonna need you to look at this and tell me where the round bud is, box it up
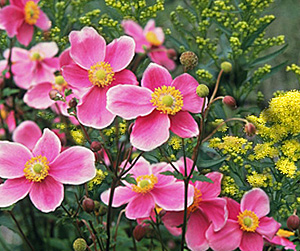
[167,49,177,60]
[94,200,101,211]
[244,123,256,136]
[82,198,95,213]
[222,96,237,109]
[73,238,87,251]
[98,205,107,216]
[68,98,78,108]
[287,215,300,230]
[196,84,210,98]
[221,61,232,73]
[180,51,198,70]
[49,89,60,100]
[133,225,147,242]
[90,141,102,152]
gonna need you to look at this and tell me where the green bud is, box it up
[196,84,209,97]
[73,238,87,251]
[221,61,232,73]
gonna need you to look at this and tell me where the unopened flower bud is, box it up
[196,84,209,98]
[287,215,300,230]
[0,178,3,184]
[68,97,78,108]
[94,200,101,211]
[90,141,102,152]
[98,205,107,216]
[244,123,256,136]
[82,198,95,213]
[49,90,62,101]
[221,61,232,73]
[133,225,147,242]
[223,96,237,109]
[180,51,198,70]
[73,238,87,251]
[167,49,177,60]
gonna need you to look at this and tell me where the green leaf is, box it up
[64,88,72,97]
[197,156,227,168]
[191,173,213,183]
[211,20,232,36]
[160,171,184,180]
[260,61,288,82]
[2,88,19,97]
[123,173,137,185]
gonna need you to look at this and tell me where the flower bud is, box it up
[49,89,63,101]
[82,198,95,213]
[167,49,177,60]
[287,215,300,230]
[98,205,107,216]
[94,200,101,211]
[222,96,237,109]
[244,123,256,136]
[0,178,3,184]
[133,225,147,242]
[221,61,232,73]
[73,238,87,251]
[180,51,198,70]
[196,84,209,98]
[68,97,78,108]
[90,141,102,152]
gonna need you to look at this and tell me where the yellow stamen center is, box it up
[24,1,40,25]
[132,174,158,194]
[88,62,115,88]
[55,76,65,85]
[24,155,49,182]
[146,31,162,46]
[150,86,183,115]
[188,188,202,214]
[53,76,68,92]
[30,52,43,61]
[237,210,260,232]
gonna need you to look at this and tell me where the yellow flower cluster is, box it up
[88,169,108,190]
[221,176,242,199]
[249,143,278,160]
[209,136,252,155]
[70,130,85,145]
[246,171,269,187]
[168,136,182,150]
[275,158,297,178]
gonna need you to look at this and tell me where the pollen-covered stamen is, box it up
[132,174,158,194]
[24,155,49,182]
[24,1,40,25]
[53,75,68,92]
[88,62,115,88]
[30,51,44,61]
[187,187,202,214]
[237,210,260,232]
[150,85,183,115]
[146,31,162,46]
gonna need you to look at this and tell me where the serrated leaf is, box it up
[191,173,213,183]
[197,156,227,168]
[123,174,137,185]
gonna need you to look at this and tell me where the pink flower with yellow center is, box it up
[122,19,176,70]
[3,42,59,89]
[101,157,194,219]
[206,188,281,251]
[0,121,96,212]
[107,63,205,151]
[0,0,51,46]
[62,26,137,129]
[265,229,296,251]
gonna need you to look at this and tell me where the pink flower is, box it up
[162,157,227,251]
[62,26,137,129]
[0,103,16,133]
[3,42,59,89]
[107,63,204,151]
[122,19,176,70]
[101,157,194,219]
[265,229,296,251]
[0,121,96,212]
[0,0,51,46]
[206,188,281,251]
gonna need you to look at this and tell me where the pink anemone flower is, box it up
[62,26,137,129]
[265,229,296,251]
[0,121,96,212]
[107,63,205,151]
[206,188,281,251]
[3,42,59,89]
[122,19,176,70]
[0,0,51,46]
[162,157,227,251]
[101,157,194,219]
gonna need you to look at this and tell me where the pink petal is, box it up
[162,211,184,235]
[172,74,204,113]
[0,141,33,178]
[49,146,96,184]
[196,172,223,199]
[130,110,170,151]
[12,60,35,77]
[32,129,61,163]
[5,111,16,132]
[226,197,240,220]
[198,198,228,231]
[77,86,115,129]
[175,156,194,176]
[141,63,173,91]
[240,232,264,251]
[265,236,296,251]
[35,9,51,30]
[106,85,154,120]
[125,193,155,219]
[0,6,24,37]
[4,47,29,61]
[256,216,281,240]
[16,22,34,46]
[125,157,151,178]
[186,210,210,251]
[144,19,155,33]
[23,82,55,109]
[206,220,243,251]
[111,69,138,86]
[0,177,32,207]
[101,186,137,207]
[42,58,60,70]
[241,188,270,218]
[59,48,73,67]
[29,176,64,212]
[10,0,24,8]
[69,27,106,70]
[12,120,42,150]
[148,49,176,71]
[151,182,194,211]
[31,42,58,58]
[169,111,199,138]
[105,36,135,72]
[152,162,176,187]
[62,64,92,89]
